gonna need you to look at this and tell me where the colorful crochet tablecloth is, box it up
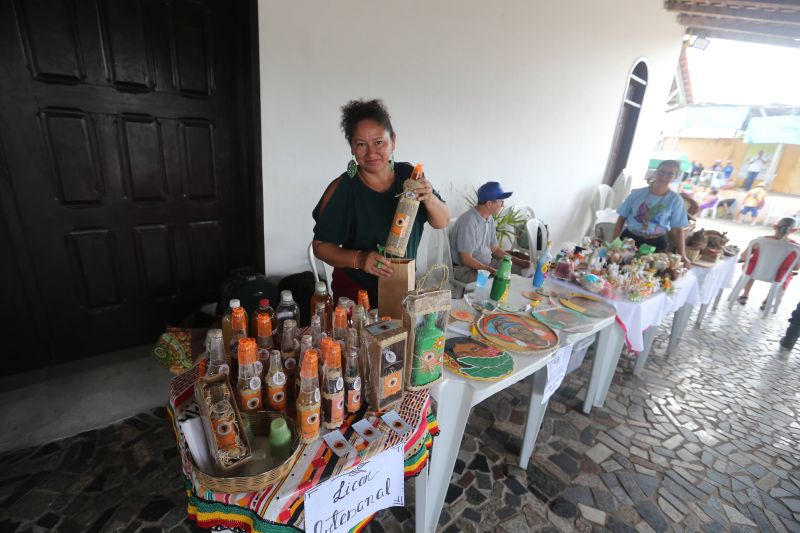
[168,364,438,532]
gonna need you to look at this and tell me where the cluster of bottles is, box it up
[204,284,380,444]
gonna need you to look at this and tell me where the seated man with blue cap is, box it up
[449,181,530,283]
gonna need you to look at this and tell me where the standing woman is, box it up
[611,160,691,264]
[312,99,450,305]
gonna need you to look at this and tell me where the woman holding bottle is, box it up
[312,99,450,304]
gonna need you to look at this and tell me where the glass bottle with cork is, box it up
[296,348,321,443]
[322,342,345,429]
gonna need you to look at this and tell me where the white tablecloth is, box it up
[690,254,739,305]
[550,272,699,352]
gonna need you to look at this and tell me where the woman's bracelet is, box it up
[353,250,362,270]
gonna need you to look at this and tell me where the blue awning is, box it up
[744,116,800,145]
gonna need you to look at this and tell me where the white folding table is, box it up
[417,275,614,532]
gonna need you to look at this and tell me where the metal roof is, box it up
[665,0,800,49]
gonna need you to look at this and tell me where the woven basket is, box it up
[192,410,303,493]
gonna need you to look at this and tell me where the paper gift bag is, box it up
[402,264,451,391]
[378,259,415,319]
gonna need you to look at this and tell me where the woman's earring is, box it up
[347,156,357,178]
[390,153,395,170]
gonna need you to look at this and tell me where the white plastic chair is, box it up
[307,242,333,295]
[699,198,719,219]
[586,185,615,236]
[445,222,470,298]
[727,237,800,317]
[610,170,632,211]
[525,217,549,265]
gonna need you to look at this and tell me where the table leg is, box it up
[695,302,709,327]
[633,327,657,376]
[425,379,473,533]
[667,304,694,355]
[583,322,624,414]
[414,461,428,533]
[712,290,724,311]
[519,368,547,469]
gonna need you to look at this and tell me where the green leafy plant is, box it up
[464,190,528,249]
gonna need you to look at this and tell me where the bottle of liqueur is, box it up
[296,348,321,443]
[322,342,345,429]
[266,349,287,414]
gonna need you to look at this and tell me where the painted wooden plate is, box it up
[559,294,616,319]
[533,307,594,333]
[450,309,473,322]
[476,313,559,353]
[444,337,515,381]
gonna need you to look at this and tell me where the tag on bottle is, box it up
[323,431,356,457]
[384,350,397,364]
[335,377,344,391]
[273,371,286,386]
[314,389,320,403]
[249,377,261,390]
[352,419,383,444]
[353,377,362,391]
[381,410,411,436]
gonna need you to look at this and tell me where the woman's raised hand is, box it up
[361,250,394,277]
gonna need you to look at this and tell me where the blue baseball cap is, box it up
[477,181,513,203]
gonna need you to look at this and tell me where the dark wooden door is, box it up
[0,0,259,371]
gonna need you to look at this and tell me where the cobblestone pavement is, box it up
[0,407,194,533]
[1,294,799,532]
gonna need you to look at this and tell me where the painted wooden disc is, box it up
[559,294,616,319]
[533,307,594,333]
[444,337,515,381]
[476,313,559,353]
[450,309,474,322]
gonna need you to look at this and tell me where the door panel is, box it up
[0,0,258,369]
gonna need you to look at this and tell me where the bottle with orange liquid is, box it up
[296,348,321,443]
[221,299,246,358]
[229,307,248,378]
[322,343,345,429]
[333,306,348,351]
[251,298,276,345]
[255,314,273,369]
[344,344,362,414]
[266,349,287,414]
[310,281,333,333]
[236,339,263,412]
[357,290,370,312]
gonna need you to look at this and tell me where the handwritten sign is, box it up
[304,442,404,533]
[541,344,573,404]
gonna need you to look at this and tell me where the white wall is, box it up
[258,0,684,276]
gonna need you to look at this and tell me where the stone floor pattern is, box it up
[1,297,799,532]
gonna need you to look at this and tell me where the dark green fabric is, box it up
[312,162,443,297]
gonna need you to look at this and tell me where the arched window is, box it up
[603,60,648,184]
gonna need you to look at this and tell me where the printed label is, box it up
[268,385,287,411]
[284,358,296,371]
[239,388,262,411]
[353,377,362,391]
[314,389,321,403]
[298,405,320,441]
[384,350,396,364]
[347,389,362,412]
[330,396,344,424]
[272,371,286,386]
[384,370,402,396]
[335,377,344,391]
[249,377,262,390]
